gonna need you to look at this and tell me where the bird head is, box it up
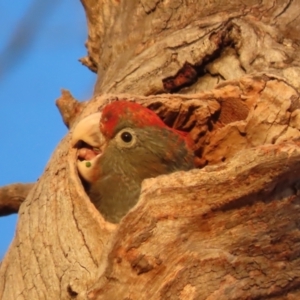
[98,101,195,177]
[72,100,195,222]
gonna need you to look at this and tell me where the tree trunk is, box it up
[1,1,300,299]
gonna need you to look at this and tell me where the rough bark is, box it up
[0,183,34,216]
[1,1,300,299]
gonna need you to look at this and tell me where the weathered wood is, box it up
[80,0,300,96]
[56,89,87,129]
[1,74,300,298]
[1,0,300,299]
[0,183,34,216]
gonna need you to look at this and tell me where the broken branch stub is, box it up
[0,183,35,216]
[56,89,87,129]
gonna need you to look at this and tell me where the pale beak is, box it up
[71,112,105,183]
[71,112,102,148]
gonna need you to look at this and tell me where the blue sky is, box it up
[0,0,96,258]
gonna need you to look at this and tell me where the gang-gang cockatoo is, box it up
[72,101,195,223]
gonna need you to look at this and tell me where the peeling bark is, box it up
[1,0,300,299]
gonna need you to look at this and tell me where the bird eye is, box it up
[121,131,132,143]
[115,128,137,148]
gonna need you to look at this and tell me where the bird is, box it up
[72,100,195,223]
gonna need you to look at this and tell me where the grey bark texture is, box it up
[1,1,300,299]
